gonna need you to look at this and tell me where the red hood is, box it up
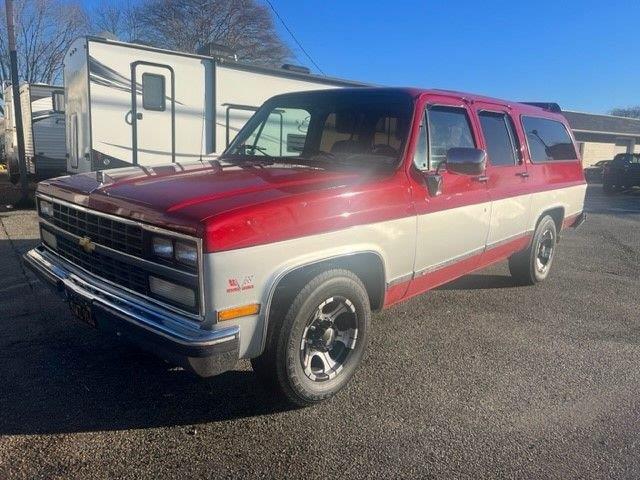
[37,162,368,238]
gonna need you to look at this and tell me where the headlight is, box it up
[39,199,53,217]
[152,236,173,260]
[149,276,196,308]
[175,240,198,267]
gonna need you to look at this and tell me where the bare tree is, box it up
[135,0,291,66]
[610,106,640,119]
[90,1,143,43]
[0,0,88,84]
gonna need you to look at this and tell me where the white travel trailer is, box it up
[64,36,364,173]
[2,83,66,182]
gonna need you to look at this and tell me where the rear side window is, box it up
[522,116,576,162]
[428,106,475,170]
[478,111,518,166]
[142,73,165,111]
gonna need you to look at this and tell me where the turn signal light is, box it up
[217,303,261,322]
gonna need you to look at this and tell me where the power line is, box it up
[264,0,326,76]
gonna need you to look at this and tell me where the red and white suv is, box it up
[25,88,586,405]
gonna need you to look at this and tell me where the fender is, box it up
[258,249,388,354]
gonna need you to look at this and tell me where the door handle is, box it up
[475,175,489,182]
[136,112,143,120]
[516,171,530,178]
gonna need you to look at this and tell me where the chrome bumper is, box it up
[23,245,240,377]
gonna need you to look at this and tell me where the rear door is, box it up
[472,104,531,256]
[132,62,174,166]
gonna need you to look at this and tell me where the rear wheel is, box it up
[508,215,557,285]
[251,269,370,406]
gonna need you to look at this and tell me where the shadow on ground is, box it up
[0,330,294,435]
[437,273,519,290]
[0,235,294,436]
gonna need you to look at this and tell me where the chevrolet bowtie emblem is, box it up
[79,236,96,253]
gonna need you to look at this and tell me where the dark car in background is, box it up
[603,153,640,193]
[584,160,610,183]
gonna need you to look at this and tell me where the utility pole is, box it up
[5,0,32,207]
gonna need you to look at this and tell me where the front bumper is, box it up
[23,245,240,377]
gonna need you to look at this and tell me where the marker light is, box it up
[41,228,57,249]
[217,304,261,322]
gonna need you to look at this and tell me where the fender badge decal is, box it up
[227,275,255,293]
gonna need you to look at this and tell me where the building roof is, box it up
[562,110,640,137]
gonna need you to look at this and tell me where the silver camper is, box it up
[64,36,363,173]
[2,83,66,182]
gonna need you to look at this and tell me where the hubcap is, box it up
[300,296,358,382]
[535,228,555,274]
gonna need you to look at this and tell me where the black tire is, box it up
[508,215,558,285]
[251,269,371,406]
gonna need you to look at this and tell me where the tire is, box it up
[508,215,558,285]
[603,179,614,194]
[251,269,371,406]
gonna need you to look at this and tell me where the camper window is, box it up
[142,73,166,111]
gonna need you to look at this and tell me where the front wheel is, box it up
[508,215,558,285]
[251,269,371,406]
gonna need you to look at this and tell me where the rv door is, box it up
[131,62,175,166]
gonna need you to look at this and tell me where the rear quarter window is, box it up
[521,116,577,162]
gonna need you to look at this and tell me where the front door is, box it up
[407,95,491,296]
[471,103,531,258]
[132,62,174,166]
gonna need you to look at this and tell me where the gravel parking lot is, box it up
[1,182,639,479]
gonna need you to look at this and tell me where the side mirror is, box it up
[445,148,487,175]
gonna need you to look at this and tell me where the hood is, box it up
[38,161,363,237]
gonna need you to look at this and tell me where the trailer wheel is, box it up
[251,269,370,406]
[508,215,557,285]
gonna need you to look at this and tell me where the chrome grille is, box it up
[51,202,144,256]
[56,235,149,295]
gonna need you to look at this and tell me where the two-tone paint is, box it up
[36,88,586,363]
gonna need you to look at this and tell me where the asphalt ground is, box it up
[0,180,639,479]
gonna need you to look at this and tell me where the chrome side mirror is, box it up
[445,148,487,175]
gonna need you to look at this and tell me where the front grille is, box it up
[56,235,149,296]
[51,202,144,256]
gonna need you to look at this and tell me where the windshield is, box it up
[221,90,414,170]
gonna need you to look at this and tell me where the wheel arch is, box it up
[259,251,387,352]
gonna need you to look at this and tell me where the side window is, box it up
[478,111,518,166]
[522,116,577,162]
[427,106,475,170]
[412,111,428,170]
[142,73,165,111]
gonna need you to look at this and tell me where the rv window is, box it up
[52,91,65,113]
[142,73,166,111]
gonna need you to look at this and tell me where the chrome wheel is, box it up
[300,296,358,382]
[535,228,555,274]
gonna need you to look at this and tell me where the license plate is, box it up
[67,290,95,327]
